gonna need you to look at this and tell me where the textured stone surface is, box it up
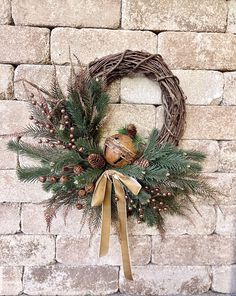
[122,0,227,32]
[0,0,11,24]
[56,235,150,266]
[219,141,236,172]
[0,203,20,234]
[173,70,223,105]
[14,64,120,103]
[152,235,236,265]
[216,205,236,236]
[227,0,236,33]
[180,140,219,172]
[102,104,156,138]
[24,265,119,295]
[0,26,49,64]
[21,203,90,235]
[0,64,14,99]
[119,265,211,295]
[0,266,23,295]
[0,170,50,202]
[212,265,236,293]
[156,106,236,140]
[51,28,157,65]
[0,235,55,265]
[223,72,236,105]
[0,101,30,134]
[158,32,236,70]
[205,173,236,205]
[12,0,120,28]
[120,74,161,105]
[0,138,16,169]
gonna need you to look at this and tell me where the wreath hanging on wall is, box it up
[7,50,216,280]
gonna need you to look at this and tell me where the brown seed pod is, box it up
[78,189,86,198]
[38,176,46,183]
[126,124,137,139]
[49,176,58,183]
[73,165,84,175]
[60,175,69,184]
[87,153,106,169]
[76,203,83,210]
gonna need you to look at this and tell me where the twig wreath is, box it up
[7,50,216,280]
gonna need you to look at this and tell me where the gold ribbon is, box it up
[91,170,142,280]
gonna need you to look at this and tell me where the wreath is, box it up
[7,50,216,280]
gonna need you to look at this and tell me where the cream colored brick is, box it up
[12,0,120,28]
[0,101,30,134]
[0,65,14,99]
[156,106,236,140]
[0,266,23,295]
[0,235,55,265]
[173,70,223,105]
[152,235,236,265]
[158,32,236,70]
[0,26,49,64]
[120,74,161,105]
[120,265,211,295]
[223,72,236,105]
[180,140,220,172]
[0,203,20,234]
[56,235,150,266]
[21,203,90,235]
[24,265,119,295]
[219,141,236,172]
[216,205,236,236]
[227,0,236,33]
[0,170,50,202]
[102,104,156,139]
[212,265,236,293]
[51,28,157,65]
[0,0,11,24]
[0,138,16,169]
[14,64,120,103]
[122,0,227,32]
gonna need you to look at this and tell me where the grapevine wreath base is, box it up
[6,50,216,280]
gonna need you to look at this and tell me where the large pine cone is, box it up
[134,157,150,168]
[87,153,106,169]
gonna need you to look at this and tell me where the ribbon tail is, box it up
[113,176,133,281]
[99,178,112,257]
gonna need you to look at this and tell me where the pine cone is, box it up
[126,124,137,139]
[87,153,106,168]
[73,165,84,175]
[134,157,150,168]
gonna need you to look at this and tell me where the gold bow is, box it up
[91,170,142,280]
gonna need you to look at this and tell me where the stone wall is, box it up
[0,0,236,295]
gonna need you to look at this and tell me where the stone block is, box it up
[0,266,23,295]
[0,101,30,135]
[12,0,120,28]
[152,235,236,265]
[0,64,14,99]
[119,265,211,295]
[227,0,236,33]
[0,235,55,265]
[51,28,157,65]
[24,265,119,295]
[180,140,220,172]
[215,205,236,236]
[0,170,50,202]
[158,32,236,70]
[122,0,227,32]
[0,138,16,169]
[0,0,11,24]
[0,203,20,234]
[0,25,49,64]
[223,72,236,105]
[219,141,236,172]
[212,265,236,293]
[56,235,150,266]
[102,104,156,138]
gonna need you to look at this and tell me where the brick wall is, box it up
[0,0,236,295]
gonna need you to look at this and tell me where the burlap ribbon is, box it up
[91,170,142,280]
